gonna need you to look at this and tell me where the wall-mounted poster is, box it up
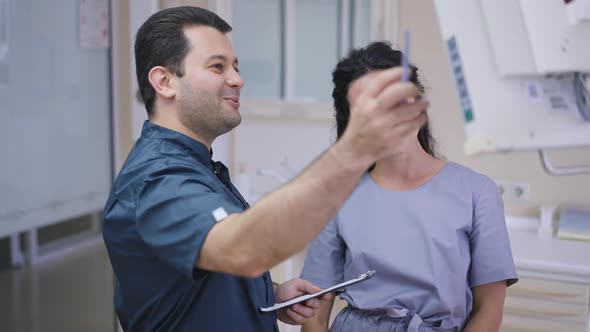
[79,0,109,49]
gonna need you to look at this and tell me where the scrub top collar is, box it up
[141,120,216,170]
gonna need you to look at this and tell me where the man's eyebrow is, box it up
[206,54,239,65]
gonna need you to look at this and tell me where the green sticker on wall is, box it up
[447,36,474,123]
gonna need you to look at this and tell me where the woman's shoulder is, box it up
[441,161,495,190]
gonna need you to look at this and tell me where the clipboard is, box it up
[260,270,376,312]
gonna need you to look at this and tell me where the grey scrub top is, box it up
[301,162,518,331]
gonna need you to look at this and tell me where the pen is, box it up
[402,30,410,83]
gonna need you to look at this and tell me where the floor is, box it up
[0,239,115,332]
[0,237,344,332]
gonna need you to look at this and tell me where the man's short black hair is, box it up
[135,6,232,117]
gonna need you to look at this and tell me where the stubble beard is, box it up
[178,88,241,140]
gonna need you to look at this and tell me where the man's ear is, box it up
[148,66,176,99]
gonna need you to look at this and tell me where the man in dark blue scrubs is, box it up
[102,6,428,332]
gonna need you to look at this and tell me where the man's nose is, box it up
[226,68,244,89]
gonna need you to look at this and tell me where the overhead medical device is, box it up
[434,0,590,175]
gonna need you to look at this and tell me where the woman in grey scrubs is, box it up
[300,42,518,332]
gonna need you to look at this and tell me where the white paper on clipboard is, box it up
[260,270,376,312]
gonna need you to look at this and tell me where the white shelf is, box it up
[506,216,590,283]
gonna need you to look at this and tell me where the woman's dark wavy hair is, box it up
[332,41,437,159]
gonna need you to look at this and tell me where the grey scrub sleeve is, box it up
[469,180,518,287]
[301,215,346,289]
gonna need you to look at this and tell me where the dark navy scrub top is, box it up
[103,121,277,332]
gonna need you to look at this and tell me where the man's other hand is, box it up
[274,278,330,325]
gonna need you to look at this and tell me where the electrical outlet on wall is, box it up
[494,180,531,201]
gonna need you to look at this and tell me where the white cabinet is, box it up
[502,217,590,332]
[501,277,590,331]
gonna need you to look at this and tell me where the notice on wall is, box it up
[79,0,109,49]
